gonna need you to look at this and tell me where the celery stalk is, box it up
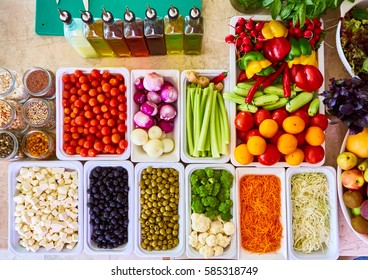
[197,85,214,151]
[186,86,194,156]
[192,86,202,157]
[210,87,220,158]
[218,92,230,145]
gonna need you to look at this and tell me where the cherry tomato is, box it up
[79,148,88,157]
[310,114,328,131]
[237,130,248,142]
[93,141,104,152]
[65,146,75,155]
[118,84,127,93]
[254,109,271,126]
[269,129,284,145]
[245,129,262,142]
[303,144,325,164]
[271,108,289,127]
[234,111,254,132]
[295,131,305,146]
[258,144,281,166]
[74,70,83,78]
[78,75,88,84]
[90,69,101,79]
[291,109,310,127]
[118,139,128,150]
[62,74,71,83]
[109,78,119,87]
[88,148,97,157]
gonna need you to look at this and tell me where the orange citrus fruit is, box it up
[282,116,305,134]
[277,133,298,154]
[305,126,325,146]
[285,148,305,166]
[259,119,279,138]
[247,136,267,156]
[234,143,254,165]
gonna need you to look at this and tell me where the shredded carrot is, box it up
[239,174,283,254]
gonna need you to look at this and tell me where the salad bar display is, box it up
[2,0,368,260]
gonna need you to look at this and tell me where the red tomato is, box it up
[271,108,289,127]
[269,129,284,145]
[295,131,305,146]
[236,130,248,142]
[234,111,254,132]
[245,129,262,142]
[258,144,281,166]
[310,114,328,131]
[303,144,325,164]
[291,109,310,127]
[254,109,271,126]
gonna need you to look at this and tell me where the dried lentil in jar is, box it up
[0,68,28,103]
[22,67,55,99]
[0,100,28,131]
[0,131,24,160]
[22,98,55,129]
[22,130,55,159]
[139,166,180,252]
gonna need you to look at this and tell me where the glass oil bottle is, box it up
[144,5,166,55]
[101,8,131,57]
[184,6,204,55]
[164,5,184,55]
[80,10,115,57]
[58,9,99,58]
[123,7,149,57]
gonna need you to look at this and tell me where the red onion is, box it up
[158,120,174,133]
[143,72,164,91]
[133,111,154,129]
[160,84,178,103]
[146,91,162,104]
[134,77,144,90]
[133,90,146,105]
[159,104,177,121]
[140,101,158,116]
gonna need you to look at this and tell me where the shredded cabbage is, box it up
[291,172,330,254]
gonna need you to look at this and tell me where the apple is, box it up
[341,168,365,190]
[337,151,358,170]
[364,168,368,183]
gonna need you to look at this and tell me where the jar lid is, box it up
[145,5,157,20]
[168,5,179,20]
[124,7,136,23]
[58,8,72,25]
[189,6,201,20]
[102,7,114,24]
[80,10,94,24]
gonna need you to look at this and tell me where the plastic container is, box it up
[337,131,368,245]
[229,15,326,167]
[22,67,55,99]
[180,70,231,163]
[8,160,84,255]
[83,161,134,255]
[336,0,368,78]
[130,69,180,162]
[235,167,287,260]
[22,98,56,129]
[185,164,238,259]
[55,67,131,161]
[21,130,55,160]
[134,162,185,258]
[286,166,339,260]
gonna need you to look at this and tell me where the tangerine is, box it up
[247,136,267,156]
[277,133,298,154]
[234,143,254,165]
[285,148,305,166]
[259,119,279,138]
[282,116,305,134]
[305,126,325,146]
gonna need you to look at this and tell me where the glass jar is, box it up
[22,98,56,129]
[0,131,24,160]
[229,0,265,13]
[22,67,55,99]
[21,130,55,159]
[0,68,29,103]
[0,99,28,132]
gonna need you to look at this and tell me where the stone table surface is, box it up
[0,0,367,258]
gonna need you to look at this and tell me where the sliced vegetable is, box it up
[143,139,164,158]
[162,138,175,153]
[147,125,163,140]
[130,128,149,145]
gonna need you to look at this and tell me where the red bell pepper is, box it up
[291,65,324,92]
[262,37,291,64]
[282,66,291,98]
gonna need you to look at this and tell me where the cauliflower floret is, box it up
[206,234,217,247]
[213,245,224,256]
[189,231,198,248]
[223,221,236,236]
[209,220,223,235]
[199,244,215,258]
[198,232,209,245]
[195,242,204,251]
[191,213,211,233]
[216,233,231,248]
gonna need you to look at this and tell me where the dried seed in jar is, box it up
[0,132,14,158]
[0,100,11,126]
[0,71,13,95]
[24,131,50,157]
[25,70,49,93]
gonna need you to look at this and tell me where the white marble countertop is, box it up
[0,0,368,258]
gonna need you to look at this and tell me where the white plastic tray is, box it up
[8,161,84,255]
[83,161,134,255]
[337,132,368,245]
[229,16,326,167]
[235,167,287,260]
[180,70,231,163]
[185,164,237,259]
[130,70,180,163]
[134,162,185,258]
[55,67,131,161]
[286,166,339,260]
